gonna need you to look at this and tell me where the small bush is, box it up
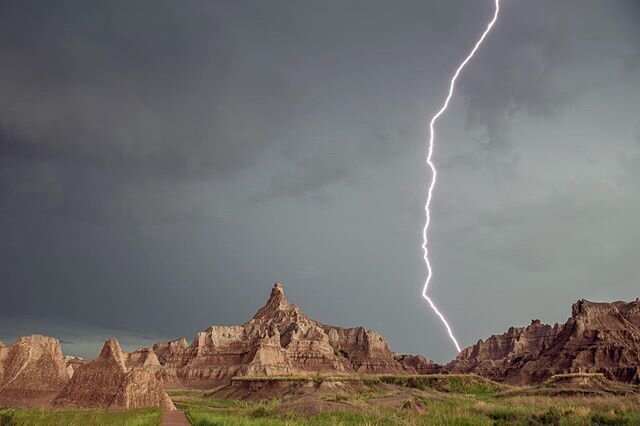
[489,408,518,423]
[590,413,629,426]
[249,406,271,418]
[532,407,563,425]
[0,410,17,426]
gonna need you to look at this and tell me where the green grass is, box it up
[230,373,506,395]
[0,408,161,426]
[173,397,248,411]
[185,408,640,426]
[3,374,639,426]
[376,374,505,396]
[187,410,397,426]
[167,389,205,397]
[181,387,640,426]
[322,389,398,402]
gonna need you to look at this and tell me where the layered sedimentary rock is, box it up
[54,338,174,410]
[395,354,442,375]
[449,299,640,385]
[153,283,411,388]
[0,335,69,406]
[125,348,161,369]
[64,356,85,378]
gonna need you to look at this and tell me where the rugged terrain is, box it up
[54,338,174,410]
[172,374,640,425]
[152,283,413,388]
[0,335,173,410]
[448,298,640,385]
[1,283,639,418]
[0,335,69,407]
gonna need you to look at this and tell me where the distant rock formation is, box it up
[394,354,442,375]
[64,356,85,378]
[54,338,174,410]
[125,348,162,370]
[153,283,412,388]
[448,299,640,385]
[0,335,69,406]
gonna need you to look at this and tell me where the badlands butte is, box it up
[0,283,639,410]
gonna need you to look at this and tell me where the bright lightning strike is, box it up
[422,0,501,353]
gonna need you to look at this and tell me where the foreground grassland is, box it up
[0,407,161,426]
[172,375,640,426]
[179,397,640,426]
[183,396,640,426]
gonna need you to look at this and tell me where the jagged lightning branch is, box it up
[422,0,501,353]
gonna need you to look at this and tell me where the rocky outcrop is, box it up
[449,299,640,385]
[395,354,442,374]
[54,338,174,410]
[153,283,412,388]
[64,356,85,378]
[0,335,69,406]
[125,348,161,369]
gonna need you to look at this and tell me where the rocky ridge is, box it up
[153,283,413,388]
[0,335,69,406]
[54,338,174,410]
[448,299,640,385]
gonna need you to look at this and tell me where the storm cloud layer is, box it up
[1,0,639,361]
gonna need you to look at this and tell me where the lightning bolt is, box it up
[422,0,501,353]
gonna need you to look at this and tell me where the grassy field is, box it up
[0,407,162,426]
[175,375,640,426]
[183,396,640,426]
[2,374,639,425]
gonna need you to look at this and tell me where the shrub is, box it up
[0,410,16,426]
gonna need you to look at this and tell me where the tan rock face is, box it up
[64,356,85,378]
[54,338,174,410]
[125,348,161,369]
[153,283,412,388]
[448,299,640,385]
[0,335,69,406]
[395,354,442,374]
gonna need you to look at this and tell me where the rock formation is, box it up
[125,348,162,369]
[54,338,174,410]
[153,283,412,388]
[0,335,69,406]
[64,356,85,378]
[449,299,640,385]
[395,354,442,374]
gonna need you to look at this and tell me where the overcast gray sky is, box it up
[1,0,639,362]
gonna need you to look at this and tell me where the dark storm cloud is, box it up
[459,0,640,157]
[262,124,409,200]
[1,0,639,363]
[0,315,164,359]
[0,1,298,180]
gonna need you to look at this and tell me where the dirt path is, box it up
[161,410,191,426]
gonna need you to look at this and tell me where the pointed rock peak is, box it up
[98,338,127,370]
[252,283,302,321]
[269,282,287,304]
[263,283,289,310]
[100,338,123,356]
